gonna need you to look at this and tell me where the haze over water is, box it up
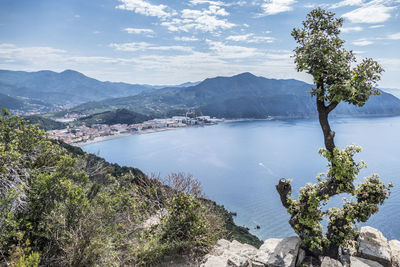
[82,116,400,240]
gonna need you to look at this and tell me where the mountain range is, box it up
[0,69,162,112]
[0,69,399,119]
[66,72,400,119]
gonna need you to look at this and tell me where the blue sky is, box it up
[0,0,399,87]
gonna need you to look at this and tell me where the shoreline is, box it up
[71,117,310,147]
[73,127,182,147]
[71,114,399,147]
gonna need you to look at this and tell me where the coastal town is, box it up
[48,115,223,145]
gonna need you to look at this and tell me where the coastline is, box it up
[73,127,181,147]
[68,114,397,147]
[72,119,275,147]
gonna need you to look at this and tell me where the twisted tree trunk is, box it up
[276,83,342,260]
[317,98,335,153]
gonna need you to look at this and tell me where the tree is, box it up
[276,8,392,260]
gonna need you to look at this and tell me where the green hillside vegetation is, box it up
[77,108,151,127]
[0,108,260,266]
[0,93,24,110]
[67,73,400,119]
[0,82,57,113]
[24,115,66,130]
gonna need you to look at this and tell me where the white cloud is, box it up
[190,0,225,5]
[161,4,235,32]
[123,28,154,35]
[182,5,229,17]
[7,42,400,87]
[117,0,235,33]
[342,3,395,23]
[377,57,400,71]
[330,0,363,9]
[249,36,275,43]
[353,50,366,54]
[369,24,384,28]
[226,34,253,41]
[206,39,261,58]
[234,1,247,6]
[109,42,151,51]
[109,42,193,52]
[261,0,296,15]
[264,53,291,60]
[0,42,309,86]
[190,0,247,6]
[0,44,66,61]
[174,36,199,41]
[352,40,373,46]
[303,3,316,8]
[116,0,172,19]
[341,26,363,33]
[388,32,400,40]
[226,33,275,43]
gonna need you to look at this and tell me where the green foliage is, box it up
[76,108,150,127]
[1,109,245,266]
[7,232,40,267]
[292,8,383,107]
[23,115,66,131]
[161,193,210,247]
[319,145,365,194]
[279,8,391,259]
[283,145,392,255]
[133,189,226,265]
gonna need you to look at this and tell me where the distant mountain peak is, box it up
[60,69,85,76]
[233,72,257,78]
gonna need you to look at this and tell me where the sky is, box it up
[0,0,399,87]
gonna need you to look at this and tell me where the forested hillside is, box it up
[0,108,260,266]
[77,109,150,127]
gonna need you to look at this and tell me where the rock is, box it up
[320,256,344,267]
[301,256,321,266]
[201,239,257,267]
[296,248,306,266]
[227,255,249,267]
[201,255,229,267]
[357,226,391,267]
[389,239,400,267]
[253,236,300,267]
[343,240,358,256]
[225,240,257,267]
[229,240,258,257]
[250,262,264,267]
[350,256,383,267]
[214,239,231,256]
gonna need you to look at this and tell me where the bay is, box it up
[82,116,400,241]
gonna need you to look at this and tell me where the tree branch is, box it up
[327,101,339,113]
[276,178,292,209]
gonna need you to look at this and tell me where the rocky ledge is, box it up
[201,226,400,267]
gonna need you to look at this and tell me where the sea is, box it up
[82,116,400,241]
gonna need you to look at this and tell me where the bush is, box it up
[0,111,228,266]
[133,174,225,266]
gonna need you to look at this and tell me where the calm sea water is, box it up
[82,116,400,241]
